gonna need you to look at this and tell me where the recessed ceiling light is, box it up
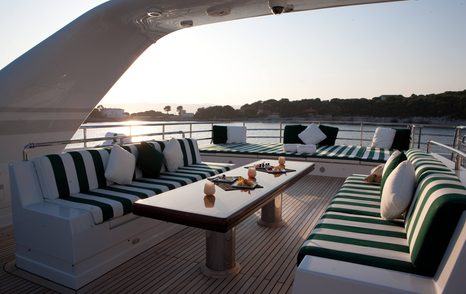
[147,8,162,17]
[206,5,231,17]
[180,20,193,28]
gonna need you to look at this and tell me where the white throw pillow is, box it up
[283,144,299,153]
[370,127,396,149]
[380,161,416,220]
[163,138,184,171]
[105,144,136,185]
[226,126,247,143]
[298,124,327,145]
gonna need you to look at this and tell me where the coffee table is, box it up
[133,159,315,278]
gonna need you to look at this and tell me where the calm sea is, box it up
[72,121,457,155]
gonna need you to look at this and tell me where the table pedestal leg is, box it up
[258,194,283,227]
[200,228,241,278]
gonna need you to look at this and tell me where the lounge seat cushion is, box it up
[326,174,381,217]
[297,211,416,274]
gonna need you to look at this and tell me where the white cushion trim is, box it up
[61,153,80,195]
[135,178,183,188]
[332,198,379,206]
[93,188,142,202]
[302,239,411,263]
[328,203,380,214]
[109,184,160,196]
[80,151,99,190]
[33,157,60,200]
[298,124,327,145]
[319,217,405,233]
[73,193,124,217]
[313,227,405,246]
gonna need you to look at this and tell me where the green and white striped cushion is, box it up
[314,145,364,160]
[404,171,466,275]
[298,211,417,274]
[405,149,453,181]
[327,174,382,217]
[200,143,390,162]
[360,147,393,162]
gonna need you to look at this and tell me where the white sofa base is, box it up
[15,216,183,289]
[293,213,466,294]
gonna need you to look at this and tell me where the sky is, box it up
[1,0,466,113]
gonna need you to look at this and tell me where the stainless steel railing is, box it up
[427,140,466,170]
[23,131,185,160]
[72,120,459,153]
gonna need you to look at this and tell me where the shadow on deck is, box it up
[0,175,344,294]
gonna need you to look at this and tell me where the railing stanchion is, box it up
[83,128,87,148]
[417,127,422,149]
[189,123,193,138]
[162,125,165,140]
[279,122,283,143]
[359,122,363,146]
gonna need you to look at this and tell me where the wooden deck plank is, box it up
[0,175,344,294]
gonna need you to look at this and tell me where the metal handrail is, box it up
[427,140,466,170]
[23,131,185,160]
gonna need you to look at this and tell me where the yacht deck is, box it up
[0,175,344,293]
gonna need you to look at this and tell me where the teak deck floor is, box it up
[0,175,344,294]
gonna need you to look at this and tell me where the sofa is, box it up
[293,149,466,293]
[200,124,411,177]
[9,138,232,289]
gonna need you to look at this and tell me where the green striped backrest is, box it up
[33,149,110,199]
[404,149,466,276]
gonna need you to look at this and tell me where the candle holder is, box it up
[248,167,257,179]
[204,181,216,196]
[278,156,286,168]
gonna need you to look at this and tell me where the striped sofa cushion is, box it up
[33,142,230,225]
[33,149,110,199]
[44,161,231,225]
[326,174,382,217]
[404,168,466,275]
[199,143,391,162]
[405,149,454,181]
[297,211,417,274]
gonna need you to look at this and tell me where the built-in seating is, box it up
[9,138,231,289]
[200,143,393,163]
[294,149,466,293]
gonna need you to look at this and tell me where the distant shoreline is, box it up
[84,116,466,126]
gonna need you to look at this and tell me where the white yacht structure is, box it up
[1,1,466,293]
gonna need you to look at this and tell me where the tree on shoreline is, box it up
[192,90,466,119]
[164,105,171,115]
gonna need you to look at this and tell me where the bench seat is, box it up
[200,143,393,163]
[295,149,466,293]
